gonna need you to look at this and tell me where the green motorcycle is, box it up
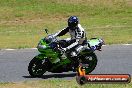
[28,29,104,77]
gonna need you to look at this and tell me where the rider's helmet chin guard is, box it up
[68,16,79,30]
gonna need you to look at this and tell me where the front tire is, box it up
[28,57,47,77]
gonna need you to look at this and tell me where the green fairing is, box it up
[50,58,71,71]
[79,38,100,55]
[88,38,100,47]
[35,54,46,60]
[61,58,71,64]
[37,39,71,64]
[40,39,49,48]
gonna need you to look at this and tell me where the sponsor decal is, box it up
[76,65,131,85]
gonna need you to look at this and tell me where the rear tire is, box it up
[28,57,47,77]
[80,53,97,74]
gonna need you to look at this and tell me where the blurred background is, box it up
[0,0,131,49]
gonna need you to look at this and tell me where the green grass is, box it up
[0,78,131,88]
[0,0,132,49]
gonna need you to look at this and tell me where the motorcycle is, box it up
[28,29,105,77]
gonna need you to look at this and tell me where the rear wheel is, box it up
[28,57,47,77]
[79,53,97,74]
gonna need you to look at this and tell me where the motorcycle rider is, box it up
[51,16,87,57]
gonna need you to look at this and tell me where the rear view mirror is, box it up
[45,29,48,34]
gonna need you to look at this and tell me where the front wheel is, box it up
[28,57,48,77]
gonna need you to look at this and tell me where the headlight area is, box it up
[37,44,47,49]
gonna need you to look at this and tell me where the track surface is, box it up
[0,45,132,82]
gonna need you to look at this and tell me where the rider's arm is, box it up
[53,27,69,37]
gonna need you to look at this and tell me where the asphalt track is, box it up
[0,45,132,82]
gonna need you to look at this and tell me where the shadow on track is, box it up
[23,72,77,79]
